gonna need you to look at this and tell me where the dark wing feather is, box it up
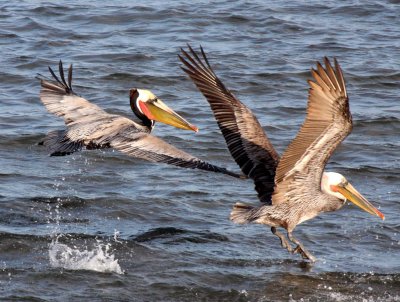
[272,58,351,205]
[179,45,279,203]
[40,129,84,156]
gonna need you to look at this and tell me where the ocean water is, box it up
[0,1,399,301]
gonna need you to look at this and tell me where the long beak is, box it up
[139,99,198,132]
[336,182,384,220]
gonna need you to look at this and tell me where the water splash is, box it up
[49,236,124,274]
[46,170,124,275]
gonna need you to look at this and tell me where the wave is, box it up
[131,227,229,244]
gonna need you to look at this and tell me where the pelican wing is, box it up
[42,112,241,177]
[179,45,279,203]
[109,127,242,178]
[38,61,106,126]
[38,61,128,155]
[272,58,352,205]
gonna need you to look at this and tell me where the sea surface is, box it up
[0,1,399,301]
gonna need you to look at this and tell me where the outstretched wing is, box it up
[179,45,279,203]
[272,57,352,205]
[109,127,243,178]
[38,61,107,126]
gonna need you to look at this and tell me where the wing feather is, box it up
[108,127,242,178]
[179,45,279,203]
[272,57,352,205]
[38,60,106,126]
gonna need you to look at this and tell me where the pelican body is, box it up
[37,61,241,178]
[179,46,384,261]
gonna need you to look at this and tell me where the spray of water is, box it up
[48,173,124,275]
[49,235,124,274]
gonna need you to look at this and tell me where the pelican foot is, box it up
[271,227,293,253]
[293,245,317,262]
[288,232,317,262]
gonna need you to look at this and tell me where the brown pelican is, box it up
[37,61,241,178]
[179,45,384,262]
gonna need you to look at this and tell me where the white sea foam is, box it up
[49,238,124,275]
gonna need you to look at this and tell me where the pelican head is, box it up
[321,172,384,220]
[129,88,198,132]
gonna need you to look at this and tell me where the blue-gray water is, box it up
[1,1,400,301]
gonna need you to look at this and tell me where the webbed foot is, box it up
[288,232,317,262]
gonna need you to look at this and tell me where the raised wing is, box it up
[38,60,126,155]
[38,61,106,126]
[179,45,279,203]
[272,58,352,205]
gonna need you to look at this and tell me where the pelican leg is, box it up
[287,232,317,262]
[271,227,293,253]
